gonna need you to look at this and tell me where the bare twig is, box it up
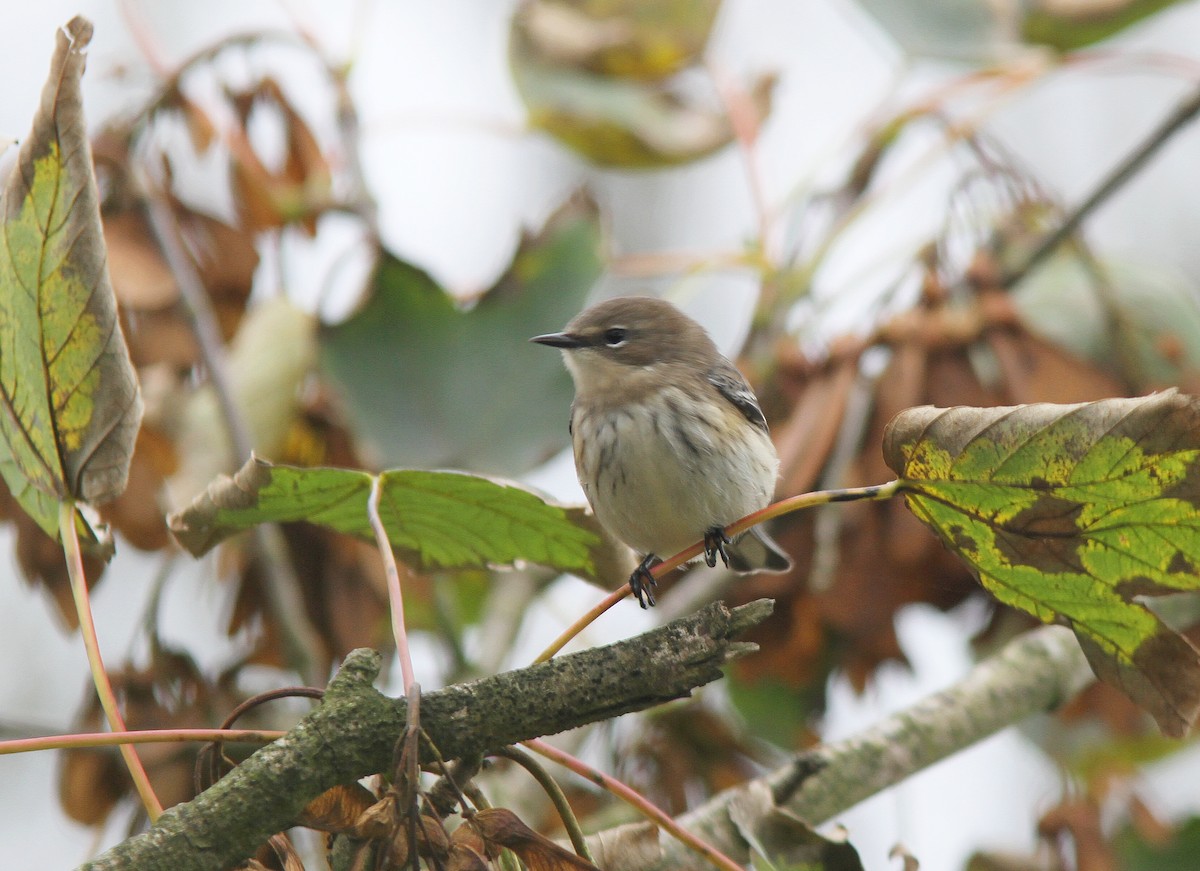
[1000,83,1200,288]
[61,502,163,819]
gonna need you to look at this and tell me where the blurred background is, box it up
[3,1,1200,868]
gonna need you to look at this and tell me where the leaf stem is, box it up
[60,501,163,820]
[492,745,595,863]
[0,727,284,756]
[730,479,905,533]
[367,475,417,693]
[524,737,744,871]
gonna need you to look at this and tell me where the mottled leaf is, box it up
[320,195,600,475]
[168,456,601,579]
[0,16,142,534]
[512,0,720,79]
[883,390,1200,736]
[510,0,775,168]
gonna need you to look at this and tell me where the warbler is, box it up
[531,296,791,608]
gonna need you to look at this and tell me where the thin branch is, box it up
[0,728,284,755]
[1000,82,1200,288]
[527,737,744,871]
[533,586,628,663]
[534,483,902,661]
[492,746,594,862]
[61,501,163,820]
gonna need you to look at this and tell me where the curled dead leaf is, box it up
[469,807,601,870]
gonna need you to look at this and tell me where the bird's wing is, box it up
[706,360,769,433]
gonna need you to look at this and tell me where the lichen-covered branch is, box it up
[590,624,1095,870]
[78,599,772,871]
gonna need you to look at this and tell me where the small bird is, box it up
[531,296,791,608]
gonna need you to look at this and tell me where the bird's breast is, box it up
[571,387,778,558]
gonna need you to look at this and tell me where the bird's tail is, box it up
[727,526,792,574]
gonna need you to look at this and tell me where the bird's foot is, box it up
[628,555,661,608]
[703,526,732,568]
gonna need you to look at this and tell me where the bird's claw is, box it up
[703,527,732,568]
[629,555,660,608]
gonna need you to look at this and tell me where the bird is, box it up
[530,296,791,607]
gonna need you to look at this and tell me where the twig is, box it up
[534,483,902,662]
[493,746,595,862]
[0,728,284,755]
[533,586,629,663]
[1000,82,1200,288]
[527,738,744,871]
[60,502,163,819]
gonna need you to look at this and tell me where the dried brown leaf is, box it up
[296,783,377,834]
[470,808,601,870]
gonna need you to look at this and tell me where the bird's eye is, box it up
[603,327,628,347]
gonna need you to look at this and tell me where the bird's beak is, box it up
[529,331,585,349]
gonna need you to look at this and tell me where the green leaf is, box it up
[1115,816,1200,871]
[883,389,1200,737]
[726,676,813,750]
[168,456,602,579]
[320,195,600,475]
[854,0,1189,59]
[1022,0,1189,52]
[0,17,142,535]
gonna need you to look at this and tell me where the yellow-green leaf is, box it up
[168,456,603,580]
[509,0,775,168]
[512,0,721,80]
[1022,0,1189,52]
[883,389,1200,737]
[0,17,142,535]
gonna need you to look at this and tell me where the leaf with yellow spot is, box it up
[0,17,142,535]
[884,389,1200,737]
